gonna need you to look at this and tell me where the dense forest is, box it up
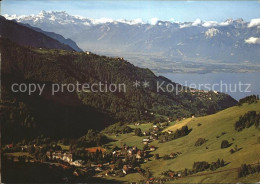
[234,111,260,131]
[0,37,237,143]
[238,95,259,106]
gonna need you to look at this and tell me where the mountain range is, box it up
[4,11,260,72]
[0,16,75,51]
[0,16,82,52]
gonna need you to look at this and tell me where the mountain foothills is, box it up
[0,17,237,144]
[4,11,260,72]
[23,23,83,52]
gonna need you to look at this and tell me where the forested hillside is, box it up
[0,38,237,143]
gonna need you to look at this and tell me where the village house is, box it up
[127,148,133,155]
[149,134,158,140]
[113,150,123,158]
[105,170,111,176]
[167,130,173,134]
[122,165,133,175]
[109,164,115,171]
[169,153,176,159]
[144,158,149,163]
[63,152,73,163]
[46,151,73,163]
[21,145,28,151]
[85,147,106,154]
[53,151,63,160]
[117,57,124,61]
[168,171,175,178]
[150,146,156,151]
[6,144,13,149]
[143,138,150,144]
[153,127,159,132]
[73,169,80,177]
[46,151,52,160]
[71,160,84,167]
[95,166,103,172]
[143,131,150,136]
[136,150,143,159]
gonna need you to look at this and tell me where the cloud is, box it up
[117,18,144,25]
[192,18,202,26]
[245,37,260,44]
[248,18,260,28]
[169,18,179,23]
[179,23,191,29]
[202,21,218,27]
[91,18,114,24]
[219,18,233,26]
[150,17,159,25]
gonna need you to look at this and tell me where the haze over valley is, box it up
[4,11,260,73]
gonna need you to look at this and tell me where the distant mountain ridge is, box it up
[0,16,75,51]
[22,23,83,52]
[4,11,260,68]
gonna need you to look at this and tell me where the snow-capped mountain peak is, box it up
[3,10,253,28]
[4,11,146,26]
[2,11,260,65]
[205,28,220,38]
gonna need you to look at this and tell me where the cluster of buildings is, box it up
[46,151,87,167]
[112,145,149,160]
[47,151,73,163]
[44,144,154,177]
[142,125,163,144]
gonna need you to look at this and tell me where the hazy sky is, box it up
[2,0,260,22]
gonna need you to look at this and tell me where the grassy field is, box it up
[58,144,70,151]
[107,101,260,183]
[106,133,145,149]
[128,122,153,132]
[105,173,146,183]
[163,118,192,132]
[5,152,30,157]
[105,122,156,149]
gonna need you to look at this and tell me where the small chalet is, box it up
[143,138,150,144]
[6,144,13,149]
[136,150,143,159]
[63,152,73,163]
[72,160,84,167]
[150,146,156,151]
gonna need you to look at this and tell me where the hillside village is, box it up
[2,96,260,183]
[2,111,198,182]
[3,121,180,176]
